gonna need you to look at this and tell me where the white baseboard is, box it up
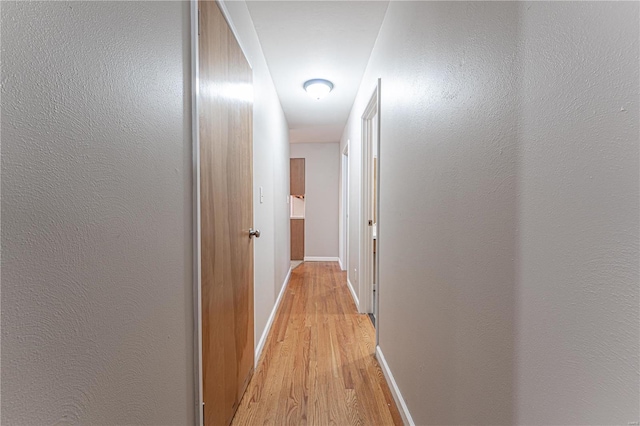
[303,256,339,262]
[338,257,344,270]
[376,346,415,426]
[255,266,292,366]
[346,278,359,309]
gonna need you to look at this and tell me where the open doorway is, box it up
[360,80,380,333]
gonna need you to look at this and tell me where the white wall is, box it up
[341,1,639,424]
[515,3,639,424]
[218,1,291,357]
[2,2,194,423]
[290,143,340,259]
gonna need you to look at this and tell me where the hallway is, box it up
[232,262,402,425]
[3,1,638,424]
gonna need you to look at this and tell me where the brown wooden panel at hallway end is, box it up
[291,219,304,261]
[290,158,305,195]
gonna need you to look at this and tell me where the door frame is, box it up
[359,80,381,328]
[341,142,349,273]
[190,0,203,424]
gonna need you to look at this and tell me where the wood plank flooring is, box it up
[231,262,402,425]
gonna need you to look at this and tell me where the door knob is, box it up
[249,228,261,239]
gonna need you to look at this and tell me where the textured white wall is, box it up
[272,97,292,298]
[290,143,340,259]
[273,131,292,296]
[219,0,291,353]
[341,1,639,424]
[2,2,195,423]
[515,3,639,424]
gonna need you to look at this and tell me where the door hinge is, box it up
[368,220,373,226]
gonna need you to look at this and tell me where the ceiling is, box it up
[246,1,389,143]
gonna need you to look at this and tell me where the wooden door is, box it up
[291,219,304,260]
[290,158,305,195]
[199,2,254,425]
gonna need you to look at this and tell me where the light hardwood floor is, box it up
[232,262,402,425]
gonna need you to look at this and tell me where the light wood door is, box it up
[290,158,305,195]
[291,219,304,260]
[199,2,254,425]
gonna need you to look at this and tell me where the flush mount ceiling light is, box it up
[303,79,334,100]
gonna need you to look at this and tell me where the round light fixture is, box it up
[303,79,334,100]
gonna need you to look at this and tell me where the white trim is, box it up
[374,78,382,346]
[346,278,359,309]
[254,267,292,366]
[190,1,203,424]
[376,346,415,426]
[360,85,379,315]
[304,256,340,262]
[338,257,344,270]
